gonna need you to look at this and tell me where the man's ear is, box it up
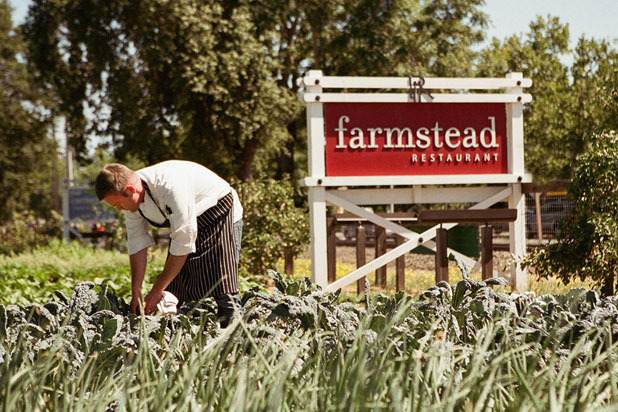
[124,184,137,196]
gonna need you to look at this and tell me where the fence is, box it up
[523,191,572,241]
[326,182,572,292]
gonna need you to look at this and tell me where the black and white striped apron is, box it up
[139,182,239,300]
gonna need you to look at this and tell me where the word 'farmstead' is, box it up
[324,102,509,176]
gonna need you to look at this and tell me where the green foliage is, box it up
[0,240,167,306]
[477,15,618,181]
[0,211,62,256]
[236,178,309,276]
[23,0,293,181]
[0,0,58,223]
[0,239,267,307]
[523,131,618,293]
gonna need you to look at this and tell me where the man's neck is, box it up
[137,178,146,204]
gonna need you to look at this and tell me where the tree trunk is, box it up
[284,248,294,275]
[602,273,615,297]
[276,120,297,182]
[237,138,259,182]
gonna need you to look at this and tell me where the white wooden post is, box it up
[305,70,328,287]
[506,72,526,176]
[506,72,528,291]
[509,183,527,291]
[309,187,327,287]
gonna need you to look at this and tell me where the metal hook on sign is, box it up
[408,75,417,102]
[408,54,433,102]
[409,76,433,102]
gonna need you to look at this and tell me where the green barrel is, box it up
[409,225,480,258]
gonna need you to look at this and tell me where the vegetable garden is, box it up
[2,254,618,411]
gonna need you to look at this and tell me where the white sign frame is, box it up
[298,70,532,292]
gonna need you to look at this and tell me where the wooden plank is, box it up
[356,225,366,295]
[284,248,294,275]
[418,209,517,224]
[521,181,568,194]
[302,174,532,187]
[331,186,509,206]
[309,187,328,287]
[535,192,543,241]
[334,212,417,222]
[301,92,533,104]
[305,70,325,177]
[299,74,532,90]
[509,183,527,292]
[506,72,525,176]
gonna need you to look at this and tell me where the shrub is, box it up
[235,178,309,277]
[0,210,63,255]
[523,130,618,294]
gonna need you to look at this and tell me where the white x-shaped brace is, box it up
[323,186,514,292]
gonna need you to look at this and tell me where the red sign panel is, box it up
[324,103,508,176]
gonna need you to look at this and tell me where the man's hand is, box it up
[144,288,164,315]
[130,292,143,314]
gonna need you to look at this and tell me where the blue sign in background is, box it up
[69,188,115,222]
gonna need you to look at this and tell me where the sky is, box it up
[9,0,618,47]
[481,0,617,46]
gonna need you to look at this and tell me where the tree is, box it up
[566,37,618,159]
[476,15,618,181]
[477,16,571,181]
[235,177,309,276]
[24,0,293,182]
[523,131,618,295]
[0,0,57,223]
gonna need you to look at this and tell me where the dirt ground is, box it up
[331,246,515,276]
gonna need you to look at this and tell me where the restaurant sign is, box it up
[324,102,507,176]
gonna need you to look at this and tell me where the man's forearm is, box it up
[129,247,148,294]
[151,254,188,293]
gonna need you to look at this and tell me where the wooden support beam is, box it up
[375,226,387,287]
[522,181,568,194]
[435,228,449,283]
[334,212,417,222]
[284,248,294,275]
[481,225,494,280]
[356,225,366,295]
[418,209,518,224]
[327,214,337,283]
[395,235,406,291]
[534,192,543,242]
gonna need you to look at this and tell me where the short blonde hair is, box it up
[94,163,136,200]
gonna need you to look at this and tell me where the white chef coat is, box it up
[124,160,243,256]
